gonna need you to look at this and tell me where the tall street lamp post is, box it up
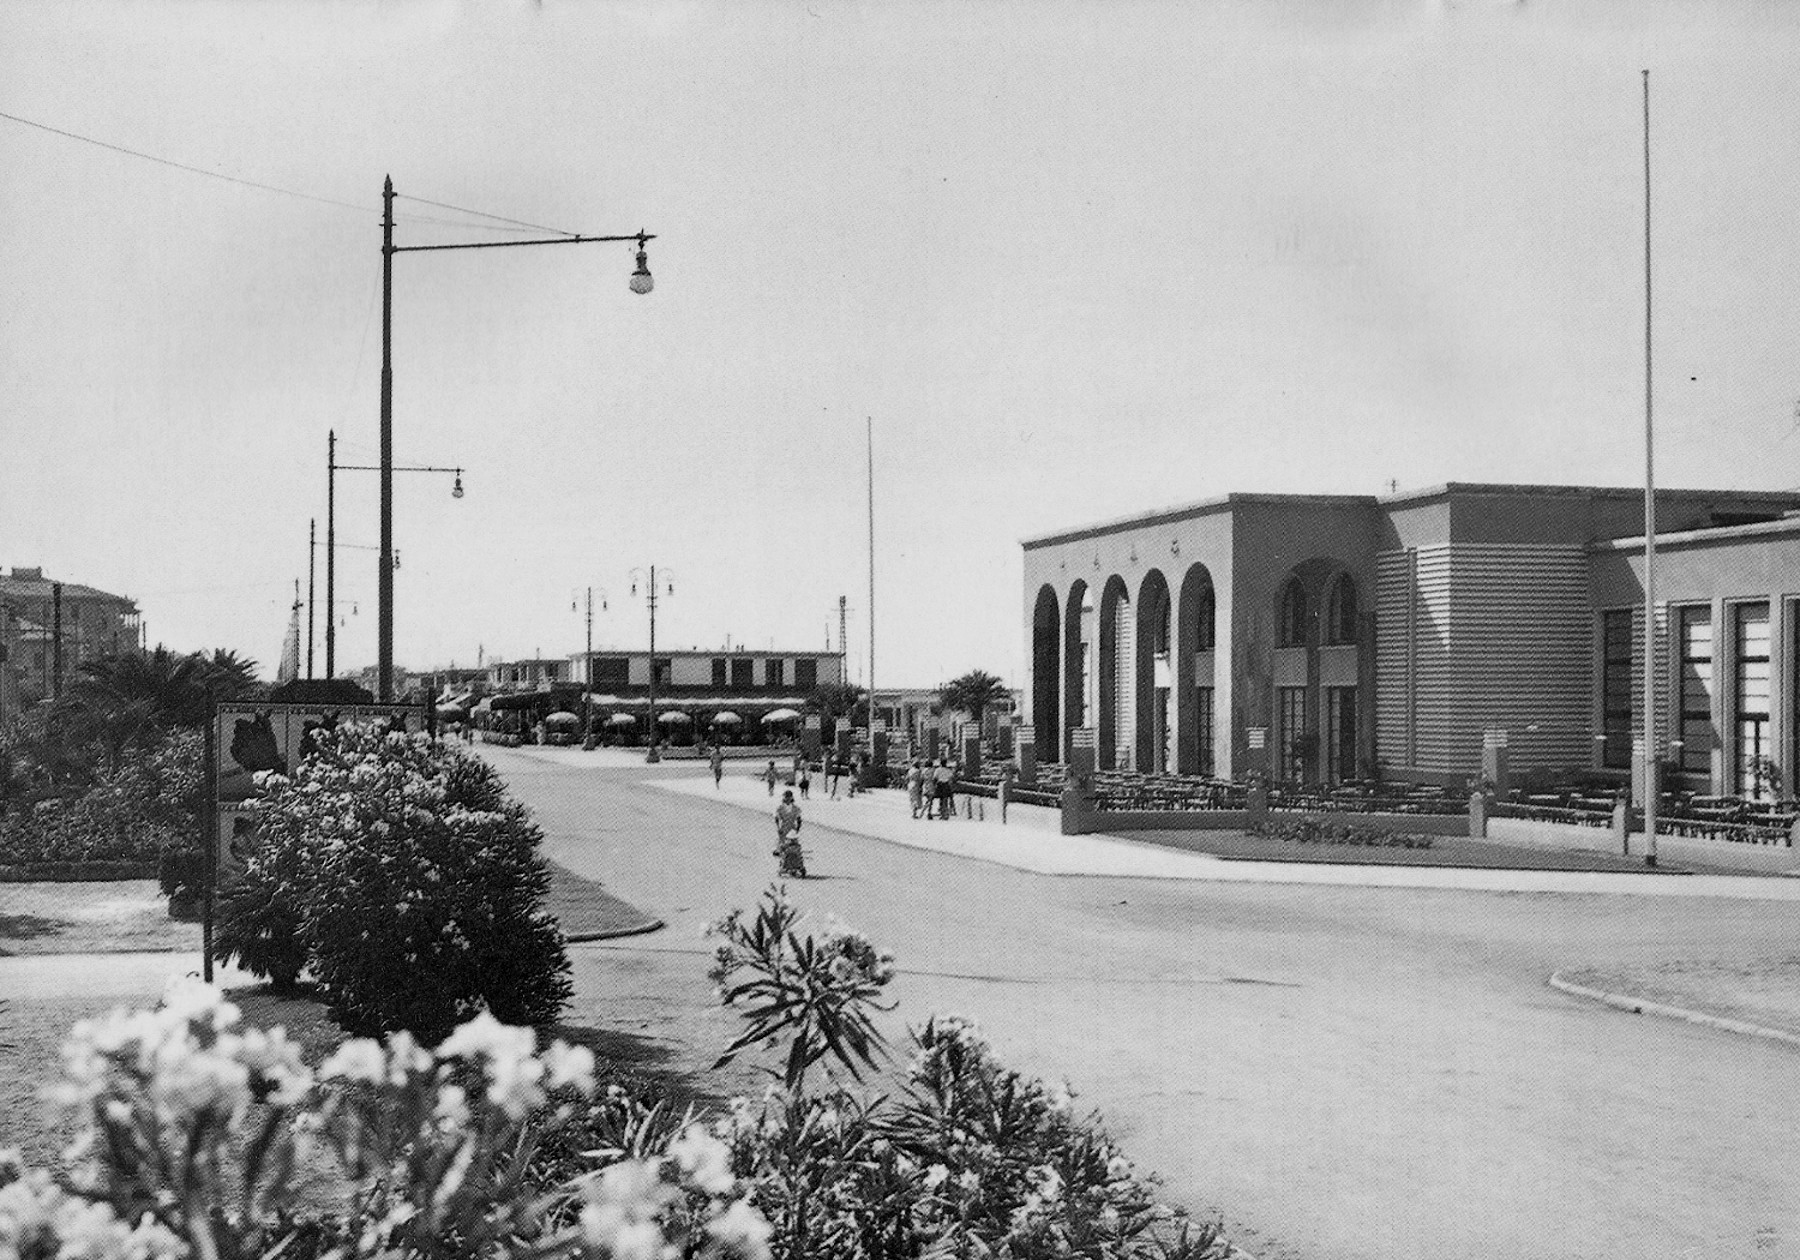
[630,567,673,763]
[376,176,654,701]
[572,587,609,749]
[328,424,464,682]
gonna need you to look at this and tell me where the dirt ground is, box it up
[0,880,197,955]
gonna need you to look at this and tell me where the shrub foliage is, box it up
[215,722,572,1038]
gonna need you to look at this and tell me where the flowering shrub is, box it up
[214,723,572,1040]
[0,730,206,869]
[706,889,1227,1260]
[4,977,771,1260]
[707,889,896,1091]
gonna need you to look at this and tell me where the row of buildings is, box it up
[0,566,142,721]
[1022,482,1800,799]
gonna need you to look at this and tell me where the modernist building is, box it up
[1022,484,1800,796]
[0,566,141,718]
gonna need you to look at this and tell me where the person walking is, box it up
[799,757,812,799]
[711,744,725,789]
[906,758,925,819]
[763,759,778,797]
[774,789,806,878]
[933,757,955,820]
[824,752,840,799]
[999,759,1018,824]
[848,750,863,798]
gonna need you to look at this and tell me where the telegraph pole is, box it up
[307,518,316,679]
[1641,69,1659,867]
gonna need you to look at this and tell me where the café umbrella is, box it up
[711,711,743,725]
[606,713,637,727]
[658,711,693,725]
[761,708,802,723]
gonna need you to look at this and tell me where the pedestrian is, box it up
[933,757,955,820]
[999,759,1018,824]
[764,759,778,797]
[791,752,804,788]
[774,789,806,878]
[848,751,863,797]
[799,757,812,799]
[711,744,725,789]
[906,758,925,819]
[825,753,840,799]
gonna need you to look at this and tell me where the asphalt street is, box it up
[488,745,1800,1260]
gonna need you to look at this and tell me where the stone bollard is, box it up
[1468,791,1488,840]
[1246,779,1269,827]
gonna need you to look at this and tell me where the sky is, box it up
[5,0,1800,692]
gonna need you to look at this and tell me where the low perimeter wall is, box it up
[1064,791,1800,874]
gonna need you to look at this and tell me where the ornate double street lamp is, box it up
[374,176,654,700]
[630,566,674,763]
[326,427,464,682]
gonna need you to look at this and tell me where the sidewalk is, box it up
[654,772,1800,900]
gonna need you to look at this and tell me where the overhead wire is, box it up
[0,106,575,235]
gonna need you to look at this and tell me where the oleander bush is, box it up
[1249,816,1435,850]
[2,887,1228,1260]
[214,722,572,1039]
[0,728,206,869]
[0,979,769,1260]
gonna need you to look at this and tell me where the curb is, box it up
[1547,970,1800,1050]
[566,918,665,944]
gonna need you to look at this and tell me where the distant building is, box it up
[872,686,1022,747]
[0,566,141,718]
[561,646,843,704]
[485,658,571,691]
[1023,482,1800,797]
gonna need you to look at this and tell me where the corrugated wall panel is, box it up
[1376,543,1596,776]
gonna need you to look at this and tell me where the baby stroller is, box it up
[775,833,808,878]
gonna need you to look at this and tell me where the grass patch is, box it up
[0,879,196,955]
[1125,827,1700,873]
[543,860,662,941]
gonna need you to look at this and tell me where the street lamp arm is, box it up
[335,463,464,475]
[392,232,654,255]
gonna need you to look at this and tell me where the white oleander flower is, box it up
[543,1041,598,1095]
[667,1125,735,1196]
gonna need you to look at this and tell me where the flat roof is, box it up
[1593,513,1800,553]
[1023,482,1800,549]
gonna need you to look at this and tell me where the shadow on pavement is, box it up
[0,913,64,943]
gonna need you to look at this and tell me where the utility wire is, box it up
[0,106,557,234]
[395,192,576,237]
[0,107,371,214]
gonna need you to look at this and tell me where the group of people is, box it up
[904,758,961,820]
[755,751,869,800]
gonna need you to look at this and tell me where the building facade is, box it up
[0,566,141,719]
[1022,484,1800,795]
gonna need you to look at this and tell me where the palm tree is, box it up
[809,681,868,725]
[70,646,261,732]
[938,670,1009,729]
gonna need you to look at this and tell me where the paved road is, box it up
[493,748,1800,1260]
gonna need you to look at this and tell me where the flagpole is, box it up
[1642,68,1659,867]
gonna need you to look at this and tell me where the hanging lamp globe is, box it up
[629,240,654,295]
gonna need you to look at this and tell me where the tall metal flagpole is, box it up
[867,417,875,712]
[307,518,316,680]
[1642,69,1659,867]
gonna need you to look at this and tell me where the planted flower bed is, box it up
[1249,816,1435,850]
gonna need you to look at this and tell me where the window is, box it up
[1600,611,1633,770]
[1326,686,1357,781]
[653,658,672,687]
[1193,586,1216,651]
[1278,686,1308,780]
[731,658,754,688]
[765,658,785,689]
[1735,603,1771,797]
[1325,575,1358,645]
[1194,687,1215,776]
[712,658,727,686]
[1278,579,1309,648]
[1676,607,1714,776]
[592,657,629,687]
[794,658,817,690]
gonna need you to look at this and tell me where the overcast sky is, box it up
[5,1,1799,690]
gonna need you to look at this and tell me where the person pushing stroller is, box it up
[774,789,806,878]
